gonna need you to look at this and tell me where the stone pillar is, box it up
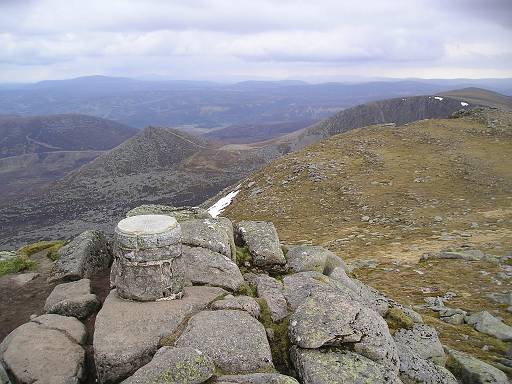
[111,214,184,301]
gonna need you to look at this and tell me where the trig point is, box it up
[111,214,184,301]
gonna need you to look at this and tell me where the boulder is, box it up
[49,230,112,282]
[0,315,85,384]
[290,346,403,384]
[393,324,446,366]
[175,310,273,373]
[245,273,288,322]
[121,347,214,384]
[446,349,508,384]
[181,218,234,258]
[465,311,512,341]
[234,221,286,267]
[396,343,458,384]
[214,373,299,384]
[183,246,243,291]
[126,205,212,222]
[0,362,10,384]
[94,286,226,383]
[44,279,100,319]
[211,295,261,319]
[285,245,345,274]
[487,292,512,306]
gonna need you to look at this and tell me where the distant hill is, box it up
[0,114,137,158]
[440,87,512,110]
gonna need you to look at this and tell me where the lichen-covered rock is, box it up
[289,288,399,373]
[214,373,299,384]
[211,295,261,318]
[127,205,212,222]
[393,324,446,366]
[245,273,288,322]
[290,347,403,384]
[181,218,234,258]
[183,246,243,291]
[175,310,273,373]
[0,315,85,384]
[396,343,458,384]
[285,245,344,274]
[121,347,214,384]
[94,286,226,383]
[234,221,286,267]
[44,279,100,319]
[49,230,112,282]
[466,311,512,341]
[446,349,508,384]
[0,362,10,384]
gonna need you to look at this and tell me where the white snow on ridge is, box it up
[461,101,469,107]
[208,187,241,218]
[434,96,444,101]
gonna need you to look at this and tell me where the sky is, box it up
[0,0,511,83]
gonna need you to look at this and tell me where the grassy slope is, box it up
[224,108,512,366]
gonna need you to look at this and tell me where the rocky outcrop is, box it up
[175,310,274,374]
[246,273,288,322]
[0,314,86,384]
[393,325,446,366]
[214,373,299,383]
[44,278,100,319]
[181,218,235,258]
[211,295,261,318]
[465,311,512,341]
[285,245,345,274]
[234,221,286,267]
[446,349,509,384]
[49,230,112,282]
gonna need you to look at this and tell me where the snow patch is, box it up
[208,187,241,218]
[434,96,444,101]
[461,101,469,107]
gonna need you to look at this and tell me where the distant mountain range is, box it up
[1,75,511,129]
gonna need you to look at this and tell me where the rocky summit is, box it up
[1,207,510,384]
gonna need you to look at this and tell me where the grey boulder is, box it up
[121,347,214,384]
[176,309,273,374]
[465,311,512,341]
[49,230,112,282]
[214,373,299,384]
[181,218,234,258]
[245,273,288,322]
[44,279,100,319]
[234,221,286,267]
[0,315,86,384]
[285,245,345,274]
[127,205,212,222]
[211,295,261,319]
[291,346,403,384]
[183,246,243,291]
[393,324,446,366]
[289,288,399,373]
[446,349,508,384]
[94,286,226,383]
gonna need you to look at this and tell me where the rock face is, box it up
[234,221,286,267]
[247,273,288,322]
[211,295,261,319]
[121,347,214,384]
[393,324,446,366]
[175,310,274,373]
[214,373,300,383]
[181,218,234,258]
[291,347,402,384]
[285,245,344,274]
[44,278,100,319]
[466,311,512,341]
[289,288,399,373]
[0,314,86,384]
[446,349,509,384]
[182,246,243,291]
[112,215,184,301]
[94,286,226,383]
[49,230,112,282]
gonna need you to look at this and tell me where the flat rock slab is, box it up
[214,373,299,384]
[121,347,214,384]
[181,218,234,258]
[289,288,399,373]
[466,311,512,341]
[176,309,273,374]
[94,286,226,384]
[393,324,447,366]
[285,245,344,274]
[44,278,100,319]
[291,347,402,384]
[211,295,261,319]
[234,221,286,268]
[447,349,508,384]
[0,315,86,384]
[49,230,112,282]
[183,246,243,291]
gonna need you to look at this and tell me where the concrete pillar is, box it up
[111,214,184,301]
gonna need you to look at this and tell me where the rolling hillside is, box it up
[440,87,512,111]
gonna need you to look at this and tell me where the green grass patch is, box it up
[235,245,253,267]
[18,240,65,258]
[0,255,37,277]
[236,281,257,297]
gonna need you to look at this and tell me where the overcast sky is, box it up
[0,0,511,83]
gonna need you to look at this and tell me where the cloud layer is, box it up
[1,0,511,82]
